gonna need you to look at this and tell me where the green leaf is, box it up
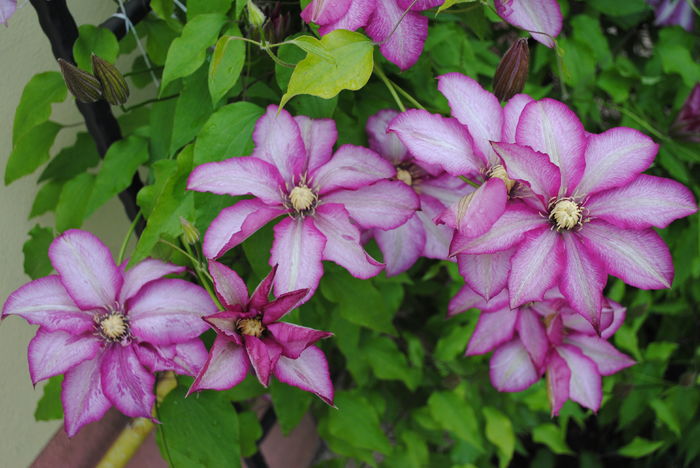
[483,407,514,468]
[270,379,312,435]
[30,181,64,218]
[144,19,180,67]
[280,30,374,108]
[171,65,214,154]
[156,386,241,468]
[617,437,665,458]
[23,225,54,280]
[238,411,263,457]
[188,0,233,19]
[532,423,574,455]
[73,25,119,72]
[85,136,149,217]
[428,391,481,447]
[161,14,227,93]
[194,101,264,165]
[364,335,420,390]
[39,132,100,182]
[437,0,477,13]
[150,0,174,20]
[34,375,64,421]
[12,71,66,144]
[55,172,96,231]
[325,391,393,455]
[434,323,471,361]
[649,398,681,437]
[209,29,246,105]
[5,121,61,185]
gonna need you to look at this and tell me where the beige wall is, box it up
[0,1,142,465]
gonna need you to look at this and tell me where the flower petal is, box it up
[250,266,277,309]
[252,105,307,184]
[2,276,92,333]
[555,344,602,412]
[245,335,281,387]
[492,141,560,202]
[203,309,243,344]
[448,285,485,317]
[274,345,334,405]
[262,289,309,324]
[208,260,249,308]
[375,214,426,276]
[582,220,673,290]
[515,99,586,195]
[49,229,122,310]
[574,127,658,196]
[388,109,485,176]
[546,350,571,416]
[202,199,284,259]
[301,0,351,24]
[467,306,517,355]
[517,306,548,368]
[318,0,376,34]
[62,354,111,437]
[397,0,443,10]
[119,259,185,304]
[502,94,534,143]
[295,115,337,173]
[189,336,249,393]
[490,338,540,392]
[565,334,635,376]
[586,175,697,229]
[187,157,285,204]
[419,174,473,207]
[270,217,326,299]
[458,250,513,301]
[366,109,407,165]
[437,73,504,164]
[127,279,216,345]
[28,330,100,384]
[267,322,332,359]
[100,345,155,418]
[495,0,562,48]
[601,300,626,339]
[365,0,427,70]
[439,178,508,237]
[313,144,395,193]
[313,204,384,279]
[508,227,563,308]
[135,340,209,376]
[416,196,455,260]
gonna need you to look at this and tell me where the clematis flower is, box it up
[450,98,698,327]
[1,230,214,436]
[0,0,16,26]
[648,0,696,32]
[188,105,418,299]
[671,84,700,143]
[365,109,472,275]
[451,287,634,415]
[494,0,562,48]
[190,262,334,404]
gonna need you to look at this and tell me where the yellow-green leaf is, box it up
[208,29,246,105]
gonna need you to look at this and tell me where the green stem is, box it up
[374,65,405,112]
[614,106,668,142]
[263,46,295,68]
[390,79,426,110]
[686,0,700,17]
[459,175,481,188]
[117,212,142,265]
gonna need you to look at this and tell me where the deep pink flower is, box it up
[190,262,334,404]
[671,84,700,143]
[365,109,472,275]
[188,105,418,299]
[450,98,697,327]
[451,287,634,415]
[494,0,563,48]
[2,230,214,436]
[648,0,696,31]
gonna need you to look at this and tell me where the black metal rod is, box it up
[100,0,152,40]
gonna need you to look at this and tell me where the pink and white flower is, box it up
[188,105,418,299]
[2,230,214,436]
[365,109,472,275]
[190,262,334,405]
[494,0,563,48]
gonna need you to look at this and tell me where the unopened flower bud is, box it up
[247,0,266,30]
[179,217,200,245]
[91,54,129,106]
[493,38,530,102]
[670,84,700,143]
[57,58,102,103]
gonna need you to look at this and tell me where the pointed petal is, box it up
[62,354,111,437]
[189,336,249,393]
[419,174,473,207]
[416,196,454,260]
[49,229,121,310]
[252,105,307,184]
[490,338,540,392]
[270,217,326,299]
[574,127,658,196]
[449,285,486,316]
[208,260,249,308]
[318,0,375,34]
[301,0,351,24]
[202,199,284,259]
[555,344,602,412]
[313,204,384,279]
[440,178,508,238]
[203,309,243,344]
[502,94,534,143]
[467,306,517,355]
[601,300,626,339]
[366,109,408,165]
[135,340,209,376]
[374,214,425,276]
[388,109,485,176]
[250,266,277,309]
[565,334,635,376]
[586,175,697,229]
[313,144,395,193]
[323,180,419,230]
[508,227,563,308]
[2,276,92,333]
[28,330,100,384]
[267,322,332,359]
[437,73,504,164]
[515,99,586,195]
[294,115,337,173]
[127,279,216,345]
[245,335,281,387]
[546,350,571,416]
[274,345,334,405]
[100,346,155,419]
[582,220,673,290]
[495,0,562,48]
[119,259,185,304]
[458,250,513,301]
[262,289,309,324]
[365,0,427,70]
[492,141,560,202]
[517,306,548,368]
[560,233,606,328]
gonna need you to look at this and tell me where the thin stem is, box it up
[390,79,426,110]
[117,212,142,264]
[378,0,420,46]
[121,94,179,112]
[459,175,481,188]
[263,46,295,68]
[158,239,201,267]
[614,105,668,141]
[374,65,406,112]
[686,0,700,17]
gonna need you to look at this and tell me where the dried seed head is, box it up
[57,58,102,103]
[91,54,129,106]
[493,38,530,102]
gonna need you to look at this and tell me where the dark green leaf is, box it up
[617,437,665,458]
[193,101,263,165]
[12,71,66,144]
[73,25,119,72]
[34,375,64,421]
[188,0,233,19]
[55,172,95,231]
[209,29,246,105]
[5,121,61,185]
[23,225,54,279]
[270,378,312,435]
[39,132,100,182]
[532,423,573,455]
[171,65,214,154]
[238,411,263,457]
[30,181,63,218]
[428,391,481,447]
[325,391,392,455]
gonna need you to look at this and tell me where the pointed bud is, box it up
[179,217,200,245]
[493,38,530,102]
[247,0,266,29]
[91,54,129,106]
[57,58,102,103]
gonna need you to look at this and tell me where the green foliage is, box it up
[5,121,61,184]
[12,71,66,144]
[209,28,246,105]
[34,376,63,421]
[23,225,54,280]
[73,25,119,71]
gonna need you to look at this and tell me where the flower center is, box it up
[396,168,413,186]
[236,317,265,337]
[549,198,584,231]
[488,165,516,192]
[96,312,130,342]
[289,184,317,213]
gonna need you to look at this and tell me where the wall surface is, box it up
[0,1,136,465]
